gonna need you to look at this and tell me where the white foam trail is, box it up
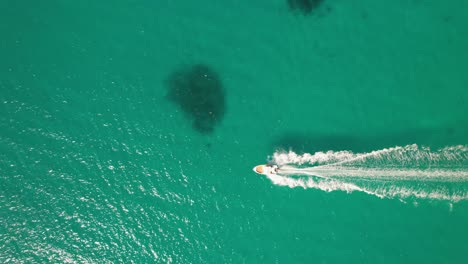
[264,173,468,202]
[272,144,468,168]
[279,166,468,181]
[265,145,468,202]
[266,173,383,197]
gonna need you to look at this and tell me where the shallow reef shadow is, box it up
[165,64,226,134]
[287,0,325,15]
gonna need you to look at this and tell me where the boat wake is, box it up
[266,145,468,202]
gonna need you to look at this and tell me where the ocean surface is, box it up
[1,0,468,263]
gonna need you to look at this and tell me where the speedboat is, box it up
[253,164,279,175]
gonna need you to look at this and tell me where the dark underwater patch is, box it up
[165,64,225,134]
[287,0,324,15]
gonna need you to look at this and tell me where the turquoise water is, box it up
[1,0,468,262]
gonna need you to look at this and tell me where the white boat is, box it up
[252,164,279,175]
